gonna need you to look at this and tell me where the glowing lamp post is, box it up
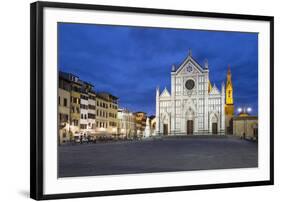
[237,107,242,113]
[237,107,252,115]
[247,107,252,113]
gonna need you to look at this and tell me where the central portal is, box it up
[212,123,218,134]
[186,120,194,135]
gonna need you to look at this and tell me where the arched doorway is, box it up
[160,112,170,136]
[186,120,194,134]
[185,107,195,135]
[163,124,168,135]
[211,115,218,134]
[252,123,258,140]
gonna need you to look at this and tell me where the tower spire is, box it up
[188,48,192,57]
[226,65,233,105]
[226,64,232,86]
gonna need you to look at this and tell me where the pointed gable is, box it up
[160,88,171,98]
[175,54,206,75]
[209,84,221,95]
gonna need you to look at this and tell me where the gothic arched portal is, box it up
[209,112,219,134]
[185,107,195,135]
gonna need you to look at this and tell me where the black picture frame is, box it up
[30,1,274,200]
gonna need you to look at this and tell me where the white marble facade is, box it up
[155,52,225,135]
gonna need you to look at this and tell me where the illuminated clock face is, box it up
[185,79,195,90]
[187,65,193,72]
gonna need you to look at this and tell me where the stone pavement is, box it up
[59,136,258,177]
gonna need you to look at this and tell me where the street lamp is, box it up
[237,107,252,115]
[237,108,242,113]
[237,106,252,139]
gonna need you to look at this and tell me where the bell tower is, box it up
[226,66,233,105]
[225,65,234,134]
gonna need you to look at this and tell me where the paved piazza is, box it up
[59,136,258,178]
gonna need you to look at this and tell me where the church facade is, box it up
[155,51,228,135]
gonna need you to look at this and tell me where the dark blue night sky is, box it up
[58,23,258,116]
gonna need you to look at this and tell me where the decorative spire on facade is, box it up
[156,86,160,97]
[172,64,176,72]
[221,82,225,95]
[204,59,209,69]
